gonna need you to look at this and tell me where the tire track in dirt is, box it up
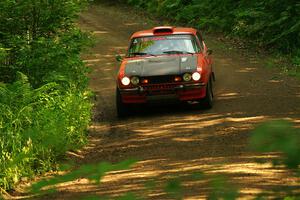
[36,2,300,199]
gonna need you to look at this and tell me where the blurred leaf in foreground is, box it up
[116,193,139,200]
[208,175,239,200]
[250,120,300,169]
[31,159,137,195]
[165,177,182,199]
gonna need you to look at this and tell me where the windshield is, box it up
[127,34,199,57]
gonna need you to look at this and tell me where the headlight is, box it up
[121,77,130,86]
[130,76,140,85]
[192,72,201,81]
[183,73,192,82]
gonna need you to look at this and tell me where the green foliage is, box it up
[0,73,92,191]
[0,0,90,84]
[250,120,300,169]
[15,29,92,88]
[292,51,300,76]
[250,120,300,199]
[208,175,239,200]
[0,0,92,193]
[164,177,182,199]
[122,0,300,62]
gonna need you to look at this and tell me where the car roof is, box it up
[130,26,197,39]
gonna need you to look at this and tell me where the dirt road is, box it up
[44,2,300,199]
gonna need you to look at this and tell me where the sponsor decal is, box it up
[141,35,192,42]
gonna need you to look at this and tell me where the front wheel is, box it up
[116,88,129,118]
[201,78,214,109]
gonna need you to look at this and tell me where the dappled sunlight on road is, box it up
[236,67,258,73]
[268,79,284,83]
[93,31,109,34]
[25,2,300,200]
[124,22,140,26]
[55,107,299,199]
[52,152,299,199]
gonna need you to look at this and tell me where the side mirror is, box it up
[115,54,123,62]
[207,49,213,55]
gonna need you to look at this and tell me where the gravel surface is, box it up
[22,2,300,200]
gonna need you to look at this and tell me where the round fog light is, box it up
[183,73,192,82]
[121,77,130,86]
[131,76,140,85]
[192,72,201,81]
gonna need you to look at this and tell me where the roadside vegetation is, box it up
[0,0,92,192]
[1,0,299,198]
[118,0,300,76]
[27,1,298,199]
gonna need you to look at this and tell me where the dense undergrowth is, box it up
[0,0,92,192]
[120,0,300,69]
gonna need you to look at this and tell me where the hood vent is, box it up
[153,26,174,34]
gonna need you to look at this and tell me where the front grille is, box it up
[142,75,175,84]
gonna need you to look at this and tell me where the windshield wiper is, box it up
[163,50,194,55]
[131,52,156,57]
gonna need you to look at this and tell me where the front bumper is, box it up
[119,82,206,104]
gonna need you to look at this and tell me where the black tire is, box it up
[201,78,214,109]
[116,88,129,118]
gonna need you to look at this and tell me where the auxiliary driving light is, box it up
[121,77,130,86]
[183,73,192,82]
[192,72,201,81]
[174,76,182,82]
[142,79,149,84]
[130,76,140,85]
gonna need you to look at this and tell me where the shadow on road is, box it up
[24,2,300,200]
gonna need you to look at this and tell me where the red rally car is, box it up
[116,26,215,117]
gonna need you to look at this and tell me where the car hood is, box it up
[124,55,197,77]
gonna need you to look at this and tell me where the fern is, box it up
[0,0,92,192]
[0,74,92,191]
